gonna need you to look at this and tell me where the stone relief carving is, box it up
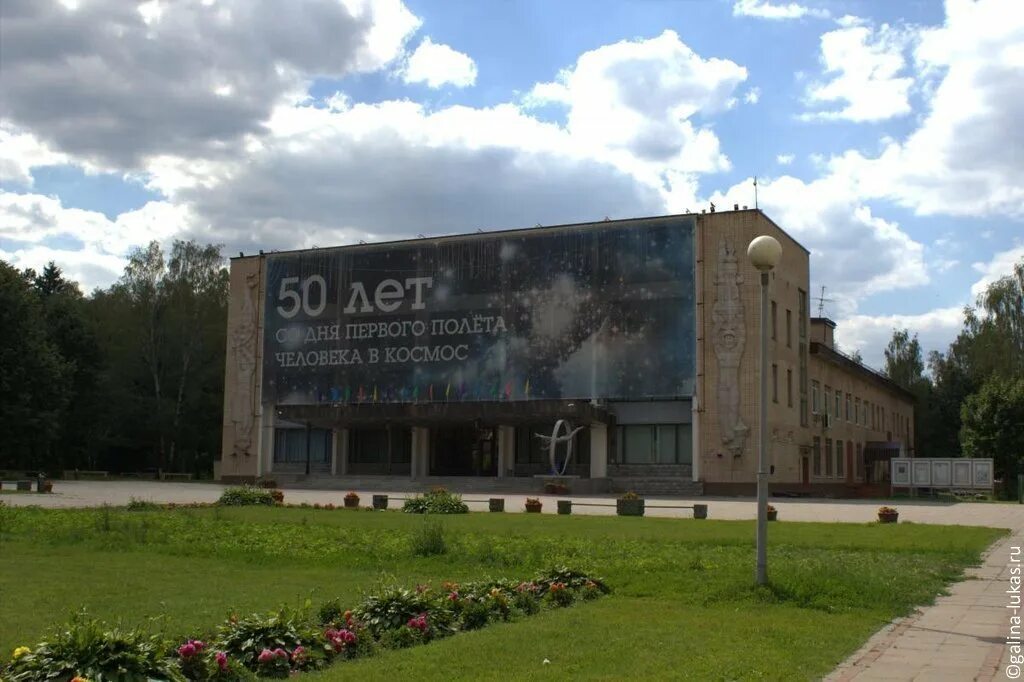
[230,271,259,456]
[711,239,748,457]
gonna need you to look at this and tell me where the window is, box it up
[350,428,388,464]
[846,394,852,421]
[799,345,808,426]
[834,391,841,418]
[618,424,692,464]
[855,398,861,426]
[812,380,821,413]
[836,440,844,478]
[274,428,332,464]
[824,387,832,416]
[772,364,778,403]
[771,300,777,340]
[787,369,793,408]
[813,436,822,476]
[798,289,808,338]
[825,438,833,476]
[856,443,863,479]
[786,309,792,348]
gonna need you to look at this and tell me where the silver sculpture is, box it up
[536,419,585,476]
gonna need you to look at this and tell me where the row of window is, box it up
[273,424,696,468]
[811,436,864,480]
[808,380,909,437]
[616,424,693,465]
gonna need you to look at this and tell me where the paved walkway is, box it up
[4,480,1022,680]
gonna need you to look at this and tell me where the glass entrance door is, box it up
[429,426,498,476]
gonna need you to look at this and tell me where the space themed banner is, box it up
[262,217,695,406]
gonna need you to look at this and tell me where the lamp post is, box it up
[747,234,782,586]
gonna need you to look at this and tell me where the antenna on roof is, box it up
[815,285,836,317]
[753,176,759,210]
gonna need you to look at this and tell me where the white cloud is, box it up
[145,99,664,252]
[709,174,929,313]
[970,243,1024,298]
[834,306,964,370]
[733,0,829,20]
[402,37,477,88]
[744,87,761,104]
[822,0,1024,217]
[0,0,421,169]
[0,190,195,289]
[776,153,795,165]
[0,124,70,186]
[525,30,747,186]
[802,22,915,122]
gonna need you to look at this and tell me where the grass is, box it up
[0,504,1007,680]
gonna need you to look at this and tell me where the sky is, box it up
[1,0,1022,370]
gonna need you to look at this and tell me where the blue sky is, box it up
[1,0,1021,368]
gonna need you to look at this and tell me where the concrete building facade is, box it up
[219,209,914,496]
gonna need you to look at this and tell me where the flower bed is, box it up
[2,567,609,681]
[401,488,468,514]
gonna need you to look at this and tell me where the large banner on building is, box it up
[262,217,695,405]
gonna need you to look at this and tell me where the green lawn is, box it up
[0,504,1007,680]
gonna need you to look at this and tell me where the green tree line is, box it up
[882,258,1024,497]
[0,241,227,476]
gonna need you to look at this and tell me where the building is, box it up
[218,209,914,496]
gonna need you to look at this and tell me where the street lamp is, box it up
[747,234,782,586]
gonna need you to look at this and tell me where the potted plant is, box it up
[488,497,505,512]
[557,499,572,515]
[544,482,570,495]
[524,497,543,513]
[344,492,360,509]
[616,491,645,517]
[766,504,778,521]
[877,506,899,523]
[372,494,389,510]
[270,489,284,504]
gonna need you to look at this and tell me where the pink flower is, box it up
[448,591,459,601]
[192,640,205,652]
[292,646,306,663]
[257,649,274,664]
[215,652,228,671]
[273,648,287,659]
[177,643,197,659]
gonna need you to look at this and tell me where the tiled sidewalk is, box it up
[827,529,1022,682]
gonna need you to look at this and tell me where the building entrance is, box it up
[430,426,498,476]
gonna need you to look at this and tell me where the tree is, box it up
[960,376,1024,497]
[884,329,926,390]
[0,261,69,471]
[883,328,934,455]
[31,263,106,470]
[163,241,227,471]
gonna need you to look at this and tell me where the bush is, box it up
[546,582,574,608]
[355,586,435,638]
[378,626,422,650]
[317,599,345,627]
[402,488,469,514]
[459,599,491,630]
[4,611,185,682]
[512,590,540,615]
[410,519,447,557]
[536,566,610,595]
[215,607,319,671]
[217,486,276,506]
[126,497,161,511]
